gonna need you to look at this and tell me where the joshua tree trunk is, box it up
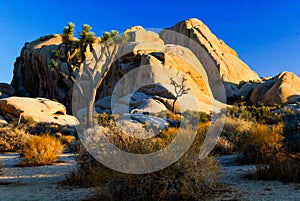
[83,43,119,127]
[172,98,177,114]
[86,89,97,128]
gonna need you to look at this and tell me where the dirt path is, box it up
[1,153,300,201]
[217,155,300,201]
[0,153,94,201]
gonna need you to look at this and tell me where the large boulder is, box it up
[11,34,74,112]
[250,72,300,105]
[91,40,225,114]
[0,97,78,126]
[160,18,260,100]
[236,82,258,99]
[122,27,165,54]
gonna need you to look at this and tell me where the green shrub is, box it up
[182,110,210,126]
[225,105,281,124]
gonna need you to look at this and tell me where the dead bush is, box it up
[19,135,64,166]
[64,122,222,200]
[0,127,31,152]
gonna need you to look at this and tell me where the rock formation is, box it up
[77,27,225,117]
[0,83,15,98]
[12,23,228,117]
[9,18,300,113]
[160,18,260,100]
[0,97,78,126]
[250,72,300,105]
[11,34,79,113]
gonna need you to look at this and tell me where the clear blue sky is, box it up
[0,0,299,83]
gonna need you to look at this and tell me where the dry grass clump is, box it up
[19,134,64,166]
[0,127,31,152]
[91,156,220,201]
[219,116,254,151]
[219,105,300,183]
[215,136,234,155]
[250,154,300,183]
[239,123,284,164]
[65,121,222,200]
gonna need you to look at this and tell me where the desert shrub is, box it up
[59,135,76,145]
[182,110,210,126]
[226,105,281,125]
[239,123,284,164]
[64,150,117,187]
[19,135,64,166]
[222,104,300,182]
[282,109,300,153]
[214,136,235,155]
[0,127,31,152]
[96,113,117,127]
[65,122,222,200]
[247,153,300,183]
[219,116,254,151]
[90,156,220,201]
[155,110,181,121]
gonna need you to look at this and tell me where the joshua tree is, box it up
[101,30,118,42]
[49,23,96,73]
[62,22,75,45]
[48,50,60,71]
[74,31,129,127]
[78,24,95,63]
[48,22,129,127]
[170,76,191,113]
[61,22,79,63]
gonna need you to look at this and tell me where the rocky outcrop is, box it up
[11,34,78,113]
[8,18,300,115]
[160,18,260,101]
[11,18,256,114]
[0,83,15,98]
[73,27,225,116]
[0,97,78,126]
[250,72,300,105]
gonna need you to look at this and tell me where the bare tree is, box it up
[170,77,191,114]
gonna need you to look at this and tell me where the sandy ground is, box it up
[1,153,300,201]
[217,155,300,201]
[0,153,94,201]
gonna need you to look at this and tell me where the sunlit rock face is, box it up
[160,18,260,101]
[18,18,300,115]
[250,72,300,105]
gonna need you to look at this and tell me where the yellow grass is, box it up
[19,135,64,166]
